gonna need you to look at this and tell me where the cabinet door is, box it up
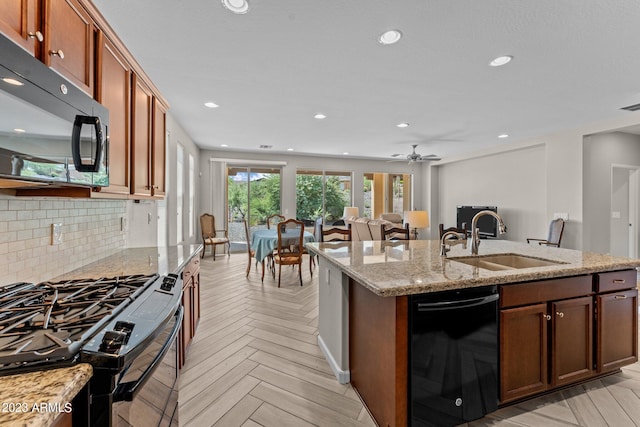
[191,270,200,334]
[151,99,167,198]
[43,0,94,95]
[96,33,131,195]
[551,296,593,387]
[500,303,548,403]
[180,279,193,368]
[597,289,638,373]
[131,74,153,197]
[0,0,41,55]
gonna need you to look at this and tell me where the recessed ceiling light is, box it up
[204,101,219,108]
[396,122,409,128]
[314,113,327,120]
[343,152,350,155]
[2,77,23,86]
[498,133,509,139]
[221,144,228,147]
[489,55,513,67]
[379,30,402,45]
[221,0,249,14]
[287,148,294,151]
[13,128,26,133]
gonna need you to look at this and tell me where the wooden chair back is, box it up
[319,224,352,242]
[266,214,285,229]
[439,223,468,238]
[383,223,410,240]
[276,218,305,257]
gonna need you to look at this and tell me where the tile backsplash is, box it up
[0,195,127,286]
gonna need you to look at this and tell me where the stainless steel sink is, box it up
[449,253,566,271]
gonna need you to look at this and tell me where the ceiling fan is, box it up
[389,144,441,163]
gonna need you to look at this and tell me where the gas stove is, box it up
[0,274,158,373]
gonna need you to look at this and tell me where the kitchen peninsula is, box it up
[306,239,640,427]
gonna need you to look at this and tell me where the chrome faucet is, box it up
[470,210,507,255]
[440,230,467,257]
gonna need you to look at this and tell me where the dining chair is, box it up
[319,224,352,242]
[266,214,285,229]
[527,218,565,247]
[382,223,411,240]
[242,218,257,277]
[199,214,230,260]
[439,223,468,238]
[272,218,305,287]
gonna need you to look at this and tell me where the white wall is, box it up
[583,131,640,254]
[435,145,547,244]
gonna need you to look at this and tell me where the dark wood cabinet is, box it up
[95,32,131,196]
[0,0,41,55]
[595,270,638,373]
[43,0,95,95]
[500,303,548,402]
[179,255,201,368]
[151,99,167,198]
[131,73,153,198]
[551,296,593,387]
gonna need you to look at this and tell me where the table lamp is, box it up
[404,210,429,240]
[343,207,359,218]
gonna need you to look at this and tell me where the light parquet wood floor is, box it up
[179,254,640,427]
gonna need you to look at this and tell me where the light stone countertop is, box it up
[0,364,92,427]
[306,239,640,296]
[0,244,203,427]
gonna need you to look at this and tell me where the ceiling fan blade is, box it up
[390,154,403,157]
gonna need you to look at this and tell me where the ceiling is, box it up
[92,0,640,162]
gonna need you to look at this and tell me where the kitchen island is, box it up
[306,239,640,427]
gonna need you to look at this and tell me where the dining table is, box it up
[251,228,316,262]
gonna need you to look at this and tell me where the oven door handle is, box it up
[113,307,183,402]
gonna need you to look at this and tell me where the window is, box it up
[188,153,195,238]
[363,172,411,218]
[176,143,184,243]
[296,170,352,225]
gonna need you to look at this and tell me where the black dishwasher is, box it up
[409,285,499,426]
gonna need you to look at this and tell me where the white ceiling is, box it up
[92,0,640,162]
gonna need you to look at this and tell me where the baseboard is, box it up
[317,334,350,384]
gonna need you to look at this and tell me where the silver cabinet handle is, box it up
[544,314,551,321]
[556,311,564,318]
[50,49,64,59]
[614,295,628,299]
[28,31,43,42]
[613,279,626,284]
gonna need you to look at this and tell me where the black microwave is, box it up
[0,33,109,187]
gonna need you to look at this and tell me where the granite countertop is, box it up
[0,364,92,427]
[0,244,202,427]
[306,239,640,296]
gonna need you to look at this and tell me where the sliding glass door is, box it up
[363,172,411,219]
[296,169,352,226]
[227,166,281,247]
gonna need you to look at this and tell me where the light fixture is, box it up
[287,148,294,151]
[498,133,509,139]
[221,0,249,14]
[396,122,409,128]
[13,128,26,133]
[489,55,513,67]
[379,30,402,45]
[404,210,429,240]
[343,207,359,218]
[221,144,228,147]
[204,101,219,108]
[343,152,350,155]
[314,113,327,119]
[2,77,24,86]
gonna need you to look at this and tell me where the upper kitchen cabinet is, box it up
[95,32,131,196]
[0,0,42,56]
[43,0,95,96]
[152,99,167,198]
[131,74,167,199]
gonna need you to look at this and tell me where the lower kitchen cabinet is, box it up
[500,275,594,403]
[179,255,201,368]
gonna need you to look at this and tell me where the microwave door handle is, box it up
[113,307,183,403]
[71,115,104,172]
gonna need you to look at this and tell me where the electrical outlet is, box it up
[51,223,62,245]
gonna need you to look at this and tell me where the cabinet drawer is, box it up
[595,270,637,293]
[500,275,592,308]
[181,256,200,282]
